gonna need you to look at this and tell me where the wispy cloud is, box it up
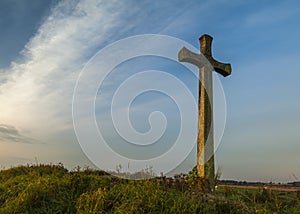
[0,124,36,144]
[0,0,189,142]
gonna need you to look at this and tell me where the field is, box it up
[0,164,299,213]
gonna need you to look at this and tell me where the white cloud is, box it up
[0,0,189,166]
[0,0,140,140]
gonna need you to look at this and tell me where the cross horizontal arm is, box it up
[178,47,208,69]
[179,47,231,77]
[207,56,231,77]
[199,35,231,77]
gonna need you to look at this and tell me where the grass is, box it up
[0,164,299,213]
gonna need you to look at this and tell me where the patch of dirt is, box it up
[219,184,300,192]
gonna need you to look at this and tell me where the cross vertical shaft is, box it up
[198,65,214,182]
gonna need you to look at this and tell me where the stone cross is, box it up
[178,34,231,185]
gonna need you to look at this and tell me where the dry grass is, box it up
[0,164,299,213]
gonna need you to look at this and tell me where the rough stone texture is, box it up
[178,34,231,186]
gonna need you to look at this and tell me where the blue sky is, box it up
[0,0,299,182]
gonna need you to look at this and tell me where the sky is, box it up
[0,0,299,182]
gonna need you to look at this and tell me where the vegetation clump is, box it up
[0,164,299,213]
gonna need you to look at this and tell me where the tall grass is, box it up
[0,164,299,213]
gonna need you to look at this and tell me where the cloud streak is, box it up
[0,0,190,152]
[0,124,36,144]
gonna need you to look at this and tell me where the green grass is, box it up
[0,164,299,213]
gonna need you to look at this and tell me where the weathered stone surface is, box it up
[178,34,231,187]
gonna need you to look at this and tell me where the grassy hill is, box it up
[0,164,299,213]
